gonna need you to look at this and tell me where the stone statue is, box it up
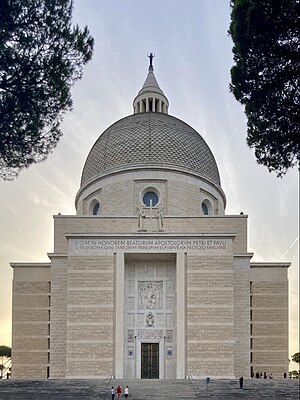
[137,206,146,231]
[155,206,164,231]
[146,311,155,327]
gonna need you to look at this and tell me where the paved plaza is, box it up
[0,378,299,399]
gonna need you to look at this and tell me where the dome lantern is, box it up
[133,53,169,114]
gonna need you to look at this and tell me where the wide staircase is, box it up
[0,378,298,399]
[125,379,195,399]
[127,379,299,399]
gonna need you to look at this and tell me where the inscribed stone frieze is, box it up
[137,329,164,340]
[69,238,232,255]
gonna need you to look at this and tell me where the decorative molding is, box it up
[137,329,164,340]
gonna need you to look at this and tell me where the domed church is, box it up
[11,55,289,379]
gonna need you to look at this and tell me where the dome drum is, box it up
[76,168,225,217]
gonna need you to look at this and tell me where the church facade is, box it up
[11,58,290,379]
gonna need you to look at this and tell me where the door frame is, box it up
[136,337,165,379]
[141,342,160,379]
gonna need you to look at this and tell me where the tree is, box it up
[292,352,300,364]
[0,0,94,180]
[0,346,11,358]
[229,0,300,176]
[289,370,299,378]
[0,346,11,378]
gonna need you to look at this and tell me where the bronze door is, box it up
[141,343,159,379]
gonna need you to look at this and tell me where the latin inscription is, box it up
[69,238,231,255]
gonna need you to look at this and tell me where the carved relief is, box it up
[166,347,173,357]
[127,297,135,310]
[128,330,134,342]
[136,206,164,232]
[128,347,134,358]
[137,329,163,340]
[166,330,173,342]
[124,263,176,374]
[138,281,163,309]
[146,311,155,327]
[127,279,135,292]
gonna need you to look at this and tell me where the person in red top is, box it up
[116,385,122,399]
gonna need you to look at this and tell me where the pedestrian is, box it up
[239,376,244,389]
[255,371,259,379]
[264,371,267,379]
[111,386,115,400]
[284,371,287,379]
[124,385,129,398]
[269,373,273,379]
[116,385,122,400]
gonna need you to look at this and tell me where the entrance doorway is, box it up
[141,343,159,379]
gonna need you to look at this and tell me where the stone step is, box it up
[0,378,298,400]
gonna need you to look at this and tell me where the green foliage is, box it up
[0,345,11,378]
[229,0,300,176]
[291,352,300,364]
[289,370,299,378]
[0,346,11,358]
[0,0,94,180]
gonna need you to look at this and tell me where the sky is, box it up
[0,0,298,369]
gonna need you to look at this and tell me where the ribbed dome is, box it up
[81,112,221,187]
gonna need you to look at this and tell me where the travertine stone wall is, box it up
[233,257,251,377]
[186,254,235,378]
[11,264,50,378]
[49,256,67,378]
[53,215,247,254]
[65,255,114,378]
[250,265,289,377]
[76,170,225,217]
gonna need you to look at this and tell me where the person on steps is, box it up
[239,376,244,390]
